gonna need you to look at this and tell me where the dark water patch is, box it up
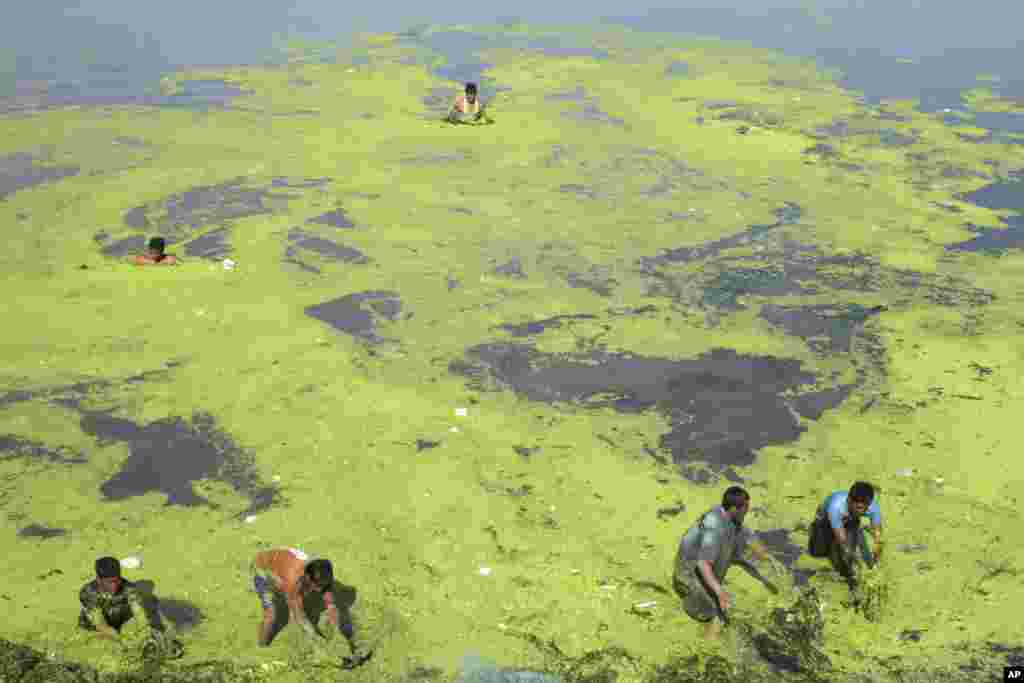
[558,183,599,199]
[958,177,1024,212]
[183,228,231,259]
[0,153,80,201]
[878,129,919,147]
[447,276,459,291]
[16,523,67,539]
[940,166,987,179]
[567,270,617,297]
[123,205,149,229]
[0,435,87,464]
[415,439,440,452]
[271,177,330,189]
[307,208,354,229]
[811,119,855,139]
[900,630,925,643]
[945,215,1024,253]
[760,304,887,353]
[790,385,857,420]
[156,597,204,631]
[665,61,691,78]
[498,314,597,337]
[563,104,625,126]
[641,203,801,268]
[287,229,368,263]
[78,410,279,517]
[161,79,250,108]
[420,31,494,86]
[305,291,402,344]
[120,179,279,243]
[546,86,587,102]
[99,235,148,258]
[451,344,850,476]
[702,268,809,310]
[803,143,838,158]
[492,257,526,278]
[947,177,1024,252]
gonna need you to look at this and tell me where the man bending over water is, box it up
[133,237,178,266]
[807,481,883,596]
[251,547,372,668]
[79,556,172,649]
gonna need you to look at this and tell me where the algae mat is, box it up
[1,23,1023,683]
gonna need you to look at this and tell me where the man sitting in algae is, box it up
[251,547,372,669]
[79,556,180,656]
[446,82,492,124]
[132,237,178,266]
[673,486,785,640]
[807,481,883,600]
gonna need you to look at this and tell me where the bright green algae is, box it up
[1,23,1022,683]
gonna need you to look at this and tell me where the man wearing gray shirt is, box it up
[672,486,781,639]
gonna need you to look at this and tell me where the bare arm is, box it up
[870,526,883,561]
[698,560,726,606]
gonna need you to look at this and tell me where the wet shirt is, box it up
[674,506,753,583]
[254,547,335,609]
[79,579,146,626]
[817,491,882,530]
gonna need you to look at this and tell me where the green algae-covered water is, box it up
[2,23,1023,683]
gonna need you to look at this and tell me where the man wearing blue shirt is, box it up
[807,482,883,593]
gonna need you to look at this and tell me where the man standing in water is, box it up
[673,486,782,640]
[251,547,371,668]
[807,481,883,593]
[446,82,487,123]
[132,237,178,265]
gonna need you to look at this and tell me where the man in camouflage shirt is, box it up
[78,556,163,640]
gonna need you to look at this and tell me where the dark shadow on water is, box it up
[664,61,691,78]
[451,345,853,481]
[305,291,403,345]
[0,435,87,464]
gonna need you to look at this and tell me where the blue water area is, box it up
[947,175,1024,252]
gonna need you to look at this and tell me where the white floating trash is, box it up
[222,259,236,270]
[478,566,492,577]
[121,556,142,570]
[244,515,257,524]
[455,407,468,417]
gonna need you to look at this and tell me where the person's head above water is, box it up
[848,481,875,516]
[147,237,166,258]
[304,558,334,592]
[721,486,751,525]
[95,556,123,593]
[464,82,478,103]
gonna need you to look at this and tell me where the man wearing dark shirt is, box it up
[78,556,164,640]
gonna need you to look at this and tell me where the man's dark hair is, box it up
[148,237,166,253]
[849,481,875,503]
[465,82,478,94]
[722,486,750,510]
[305,559,334,586]
[95,556,121,579]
